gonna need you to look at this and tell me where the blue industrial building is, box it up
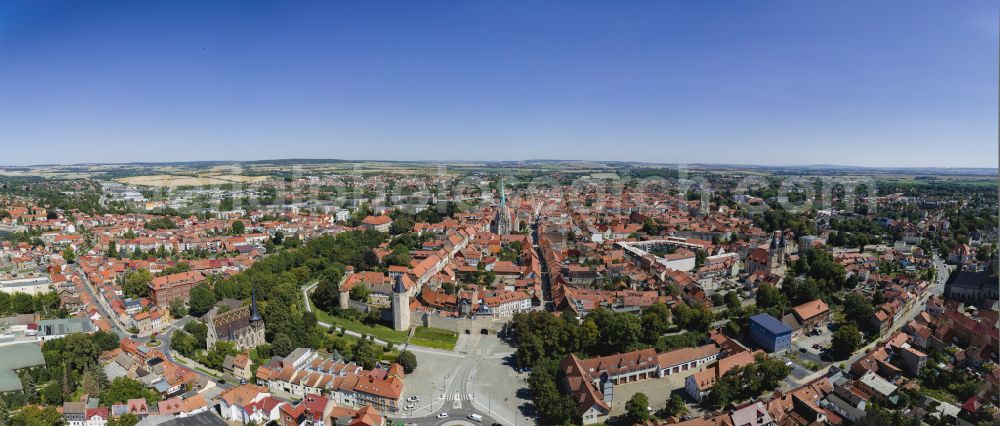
[749,313,792,352]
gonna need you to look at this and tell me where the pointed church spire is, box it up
[249,278,262,322]
[500,177,506,207]
[494,177,512,235]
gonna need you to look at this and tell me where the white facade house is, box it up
[0,276,52,296]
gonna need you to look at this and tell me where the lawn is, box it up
[410,326,459,350]
[326,332,401,361]
[315,309,410,343]
[311,297,457,350]
[194,366,221,378]
[921,387,957,403]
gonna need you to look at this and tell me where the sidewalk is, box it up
[172,351,225,380]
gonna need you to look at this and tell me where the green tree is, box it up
[642,218,659,235]
[353,340,382,370]
[625,392,650,424]
[529,361,577,425]
[92,331,122,352]
[831,324,862,359]
[81,367,102,397]
[271,333,294,358]
[577,318,599,351]
[57,332,102,374]
[205,341,239,370]
[122,269,153,299]
[588,308,643,354]
[705,353,789,408]
[641,303,672,343]
[0,398,9,426]
[101,377,159,405]
[664,394,687,418]
[184,321,208,348]
[349,285,370,302]
[231,220,245,236]
[168,298,188,318]
[843,293,874,328]
[41,381,64,405]
[10,406,63,426]
[90,360,110,390]
[169,330,197,357]
[61,246,75,263]
[157,262,191,276]
[188,283,216,317]
[107,412,140,426]
[383,246,412,267]
[10,293,33,314]
[302,311,317,331]
[755,283,787,312]
[694,249,707,269]
[725,292,741,311]
[395,350,418,374]
[144,217,177,231]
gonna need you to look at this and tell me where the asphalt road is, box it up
[390,343,503,426]
[73,264,230,387]
[783,254,952,388]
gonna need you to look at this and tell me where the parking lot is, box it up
[789,324,834,364]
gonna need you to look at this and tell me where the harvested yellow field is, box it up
[209,175,269,183]
[115,174,268,187]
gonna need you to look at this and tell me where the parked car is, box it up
[404,404,415,410]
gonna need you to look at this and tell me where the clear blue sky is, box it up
[1,1,997,167]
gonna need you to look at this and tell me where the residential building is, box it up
[148,271,205,308]
[64,402,86,426]
[781,299,830,337]
[361,216,392,233]
[224,353,253,382]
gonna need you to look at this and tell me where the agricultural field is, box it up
[114,174,268,187]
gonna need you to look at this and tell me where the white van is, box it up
[468,414,484,422]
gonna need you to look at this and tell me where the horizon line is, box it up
[1,158,997,172]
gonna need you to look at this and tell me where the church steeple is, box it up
[249,279,262,323]
[500,178,506,207]
[493,177,512,235]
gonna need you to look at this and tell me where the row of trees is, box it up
[513,304,715,370]
[0,291,63,318]
[10,331,124,410]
